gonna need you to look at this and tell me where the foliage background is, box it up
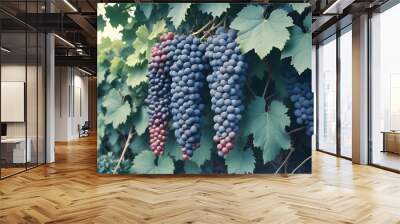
[97,3,312,174]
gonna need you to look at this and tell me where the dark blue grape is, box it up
[288,81,314,136]
[146,32,175,156]
[205,27,248,157]
[169,34,208,160]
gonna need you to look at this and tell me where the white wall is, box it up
[1,63,46,164]
[54,67,89,141]
[55,66,69,141]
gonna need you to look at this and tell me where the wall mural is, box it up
[97,3,312,174]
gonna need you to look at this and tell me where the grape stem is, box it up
[291,155,312,174]
[262,75,271,98]
[192,20,213,36]
[113,126,135,174]
[274,147,294,175]
[269,161,278,170]
[246,83,257,97]
[201,15,227,40]
[265,94,275,102]
[289,126,306,134]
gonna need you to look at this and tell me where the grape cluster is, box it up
[288,82,314,136]
[146,32,175,155]
[169,34,208,160]
[205,27,247,157]
[97,152,131,174]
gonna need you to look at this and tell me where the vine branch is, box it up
[274,147,294,175]
[265,94,274,102]
[290,155,312,174]
[192,20,213,36]
[246,83,257,97]
[113,126,135,174]
[262,74,271,98]
[289,126,306,134]
[201,15,227,40]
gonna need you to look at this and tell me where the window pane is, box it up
[1,31,27,177]
[340,29,352,158]
[318,37,337,154]
[371,4,400,171]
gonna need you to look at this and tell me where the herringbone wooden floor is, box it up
[1,135,400,224]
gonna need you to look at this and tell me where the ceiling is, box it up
[1,0,396,75]
[0,0,97,74]
[311,0,391,43]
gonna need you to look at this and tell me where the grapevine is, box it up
[98,3,313,174]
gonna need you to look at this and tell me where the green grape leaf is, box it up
[290,3,309,14]
[197,3,229,17]
[103,89,131,128]
[98,51,108,66]
[168,3,191,28]
[107,128,120,146]
[111,40,124,54]
[105,4,129,27]
[241,97,265,137]
[281,26,311,75]
[97,64,107,84]
[126,52,144,68]
[165,134,182,160]
[303,12,312,32]
[132,106,149,136]
[97,112,106,144]
[191,145,211,167]
[110,57,123,73]
[139,4,153,19]
[132,25,155,60]
[149,20,167,40]
[97,15,106,31]
[107,57,123,83]
[133,25,150,54]
[127,63,148,88]
[184,161,201,174]
[231,130,248,152]
[225,148,255,174]
[129,133,148,155]
[99,36,112,48]
[131,151,175,174]
[241,97,291,163]
[230,6,293,59]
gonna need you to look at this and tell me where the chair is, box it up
[78,121,90,138]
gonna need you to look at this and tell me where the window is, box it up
[317,36,337,154]
[370,3,400,171]
[0,1,47,179]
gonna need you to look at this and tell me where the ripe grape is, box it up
[169,34,208,160]
[97,152,131,174]
[146,32,175,156]
[205,27,248,156]
[288,82,314,136]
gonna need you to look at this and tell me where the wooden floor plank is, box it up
[0,135,400,223]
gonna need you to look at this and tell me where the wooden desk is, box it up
[382,132,400,154]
